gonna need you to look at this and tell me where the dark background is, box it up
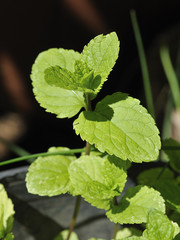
[0,0,180,167]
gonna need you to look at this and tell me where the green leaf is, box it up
[74,92,161,163]
[174,233,180,240]
[88,238,105,240]
[154,180,180,213]
[137,167,174,186]
[54,230,79,240]
[26,147,76,196]
[4,233,14,240]
[74,60,100,92]
[170,212,180,226]
[116,227,142,239]
[44,64,97,95]
[0,184,14,238]
[143,209,174,240]
[45,66,78,90]
[162,138,180,173]
[82,32,120,93]
[172,221,180,238]
[31,48,85,118]
[69,155,127,209]
[120,237,146,240]
[106,185,165,224]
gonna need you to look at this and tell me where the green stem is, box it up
[112,197,119,239]
[66,195,81,240]
[0,148,85,166]
[113,223,119,239]
[66,94,92,240]
[130,9,155,118]
[160,45,180,110]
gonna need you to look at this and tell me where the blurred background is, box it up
[1,0,180,167]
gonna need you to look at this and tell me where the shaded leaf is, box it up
[137,167,174,186]
[154,180,180,213]
[162,138,180,173]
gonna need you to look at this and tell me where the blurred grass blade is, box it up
[130,9,155,118]
[160,45,180,110]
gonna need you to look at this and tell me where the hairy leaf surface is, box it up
[106,185,165,224]
[74,92,161,162]
[143,209,174,240]
[26,147,76,196]
[162,138,180,173]
[31,48,85,118]
[69,155,127,209]
[82,32,120,93]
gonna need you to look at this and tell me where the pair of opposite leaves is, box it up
[31,32,161,163]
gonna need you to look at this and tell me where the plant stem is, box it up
[160,45,180,110]
[85,141,91,155]
[0,148,85,167]
[130,9,155,119]
[66,94,92,240]
[112,197,119,239]
[66,195,81,240]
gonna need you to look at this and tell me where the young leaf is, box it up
[162,138,180,173]
[0,184,14,239]
[45,66,78,90]
[54,230,79,240]
[106,185,165,224]
[115,227,142,239]
[172,221,180,238]
[26,147,76,196]
[69,155,127,210]
[4,233,14,240]
[143,209,174,240]
[88,238,105,240]
[31,48,85,118]
[82,32,120,93]
[154,180,180,213]
[137,167,174,186]
[74,92,161,163]
[119,237,146,240]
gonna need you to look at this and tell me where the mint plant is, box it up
[24,32,180,240]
